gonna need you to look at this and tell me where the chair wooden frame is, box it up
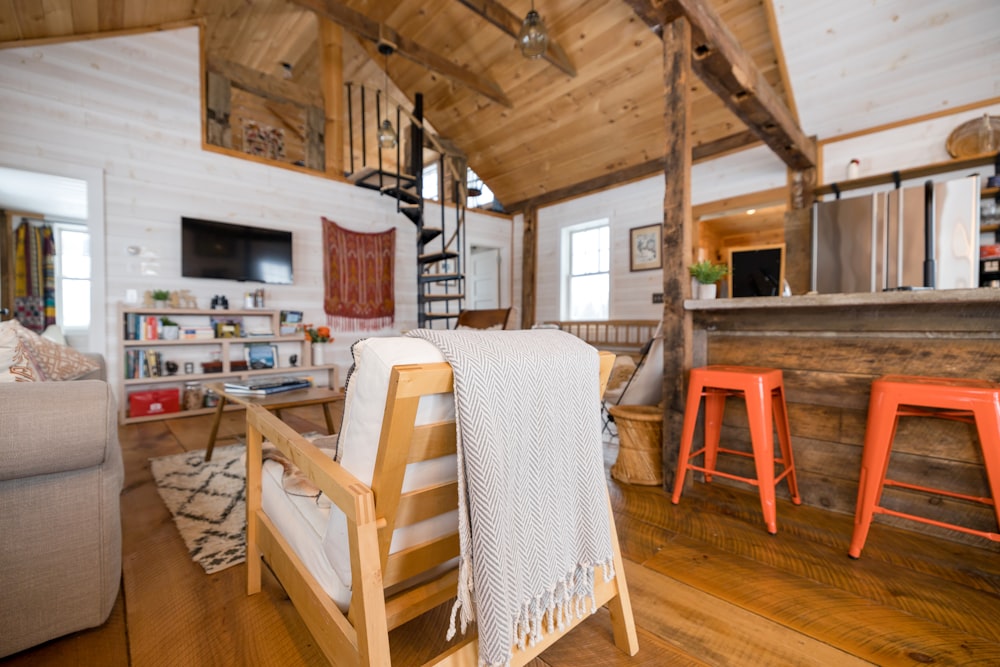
[246,351,638,666]
[453,308,511,329]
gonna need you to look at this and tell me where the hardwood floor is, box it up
[4,404,1000,666]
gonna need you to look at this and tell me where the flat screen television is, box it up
[181,217,293,284]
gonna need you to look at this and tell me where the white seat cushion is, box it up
[261,336,458,610]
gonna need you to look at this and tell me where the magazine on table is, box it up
[223,376,313,394]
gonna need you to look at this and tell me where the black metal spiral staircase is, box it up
[344,87,467,329]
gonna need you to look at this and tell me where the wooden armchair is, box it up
[246,336,637,665]
[454,307,511,329]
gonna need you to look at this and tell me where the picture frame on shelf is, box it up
[629,224,662,272]
[280,309,303,336]
[245,343,277,370]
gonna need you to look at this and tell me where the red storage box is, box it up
[129,388,180,417]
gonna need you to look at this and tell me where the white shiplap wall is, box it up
[0,26,515,385]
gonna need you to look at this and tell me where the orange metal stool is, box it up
[673,365,801,534]
[849,375,1000,559]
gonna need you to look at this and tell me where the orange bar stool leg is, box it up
[702,388,727,482]
[972,402,1000,533]
[849,375,1000,559]
[771,383,802,505]
[672,370,707,504]
[848,381,902,558]
[673,365,799,534]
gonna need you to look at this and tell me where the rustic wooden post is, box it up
[784,166,817,294]
[318,18,345,178]
[660,17,694,492]
[520,206,538,329]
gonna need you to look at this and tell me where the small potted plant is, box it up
[689,260,728,299]
[151,289,171,308]
[160,316,180,341]
[304,326,332,365]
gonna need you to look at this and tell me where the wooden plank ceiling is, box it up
[0,0,795,211]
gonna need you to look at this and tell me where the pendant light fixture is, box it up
[377,43,397,149]
[518,0,548,59]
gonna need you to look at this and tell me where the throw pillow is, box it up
[0,322,40,382]
[4,319,99,381]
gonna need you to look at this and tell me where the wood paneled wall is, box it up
[690,295,1000,548]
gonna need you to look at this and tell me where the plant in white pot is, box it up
[160,316,180,341]
[689,260,728,299]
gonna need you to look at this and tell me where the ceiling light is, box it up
[377,43,397,150]
[518,1,548,59]
[746,208,756,215]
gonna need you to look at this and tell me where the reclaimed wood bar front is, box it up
[684,288,1000,549]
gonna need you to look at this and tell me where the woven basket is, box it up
[608,405,663,486]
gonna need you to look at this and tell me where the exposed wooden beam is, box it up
[623,0,816,171]
[289,0,512,108]
[455,0,576,77]
[520,206,538,329]
[206,57,323,109]
[504,129,760,213]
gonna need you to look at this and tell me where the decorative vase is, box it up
[312,343,324,366]
[154,299,167,309]
[699,283,718,299]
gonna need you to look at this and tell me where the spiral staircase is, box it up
[344,88,469,328]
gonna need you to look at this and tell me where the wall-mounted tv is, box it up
[181,217,293,284]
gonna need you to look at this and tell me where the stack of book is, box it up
[223,376,312,395]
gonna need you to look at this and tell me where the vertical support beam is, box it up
[318,18,344,177]
[520,206,538,329]
[660,17,694,492]
[784,166,817,294]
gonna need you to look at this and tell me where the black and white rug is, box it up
[150,444,247,574]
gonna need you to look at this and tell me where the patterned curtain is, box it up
[13,219,56,333]
[322,217,395,331]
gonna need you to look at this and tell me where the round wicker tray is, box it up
[945,114,1000,158]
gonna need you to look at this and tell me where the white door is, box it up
[469,247,500,309]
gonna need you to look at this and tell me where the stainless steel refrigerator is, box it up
[812,175,981,293]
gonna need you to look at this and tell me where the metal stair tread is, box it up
[422,293,465,301]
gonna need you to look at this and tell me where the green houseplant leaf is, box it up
[689,260,728,284]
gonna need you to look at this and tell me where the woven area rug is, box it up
[150,444,246,574]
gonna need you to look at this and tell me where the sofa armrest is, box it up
[75,353,106,381]
[0,380,119,481]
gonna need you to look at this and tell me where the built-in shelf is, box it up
[118,306,335,424]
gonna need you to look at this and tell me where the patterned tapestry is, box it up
[13,220,56,333]
[322,217,395,331]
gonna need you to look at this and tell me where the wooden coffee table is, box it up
[204,382,345,461]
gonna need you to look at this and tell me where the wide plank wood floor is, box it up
[4,404,1000,666]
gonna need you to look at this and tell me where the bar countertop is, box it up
[685,287,1000,312]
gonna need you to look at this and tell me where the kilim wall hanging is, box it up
[322,217,395,331]
[13,219,56,333]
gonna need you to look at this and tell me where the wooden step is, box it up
[347,166,417,189]
[419,251,459,265]
[424,312,461,320]
[422,293,465,302]
[419,273,461,284]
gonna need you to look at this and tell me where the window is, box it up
[52,222,91,330]
[421,162,439,201]
[564,221,610,320]
[420,164,496,210]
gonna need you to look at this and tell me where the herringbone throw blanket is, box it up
[407,328,613,667]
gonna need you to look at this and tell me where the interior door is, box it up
[469,247,500,309]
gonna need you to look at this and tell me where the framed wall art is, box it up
[629,224,662,272]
